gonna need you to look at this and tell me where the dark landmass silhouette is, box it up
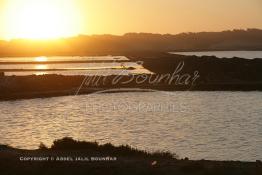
[0,137,260,175]
[0,53,262,100]
[0,29,262,56]
[128,53,262,81]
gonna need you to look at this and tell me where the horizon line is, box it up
[1,28,261,42]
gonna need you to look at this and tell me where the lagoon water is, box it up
[1,51,262,75]
[0,91,261,161]
[0,51,261,161]
[0,56,150,75]
[172,51,262,59]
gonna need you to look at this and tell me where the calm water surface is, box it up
[0,56,150,75]
[171,51,262,59]
[1,52,262,75]
[0,91,261,161]
[0,52,261,161]
[0,56,128,62]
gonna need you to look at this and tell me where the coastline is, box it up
[1,53,262,101]
[0,74,262,101]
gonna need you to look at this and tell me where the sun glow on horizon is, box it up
[3,0,82,40]
[1,0,261,40]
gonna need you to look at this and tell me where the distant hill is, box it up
[0,29,262,56]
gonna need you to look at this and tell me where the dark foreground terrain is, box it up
[0,138,261,175]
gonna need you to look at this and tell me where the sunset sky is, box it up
[0,0,261,40]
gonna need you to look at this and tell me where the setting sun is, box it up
[3,0,81,39]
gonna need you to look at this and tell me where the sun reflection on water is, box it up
[34,56,48,62]
[34,62,48,75]
[35,64,48,70]
[35,72,47,75]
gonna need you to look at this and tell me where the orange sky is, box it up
[0,0,262,40]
